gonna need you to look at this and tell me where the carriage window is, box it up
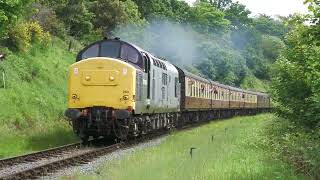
[121,44,139,63]
[82,44,99,59]
[100,41,121,58]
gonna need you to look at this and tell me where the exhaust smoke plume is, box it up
[113,20,201,65]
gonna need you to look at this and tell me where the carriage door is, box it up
[143,53,151,108]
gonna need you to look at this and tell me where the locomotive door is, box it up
[143,53,151,108]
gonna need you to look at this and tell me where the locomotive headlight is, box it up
[85,76,91,81]
[109,76,115,81]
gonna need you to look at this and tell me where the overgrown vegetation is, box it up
[266,117,320,178]
[0,39,78,158]
[71,114,306,179]
[270,1,320,177]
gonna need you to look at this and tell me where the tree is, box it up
[254,14,288,38]
[224,2,252,29]
[90,0,144,33]
[261,35,285,61]
[212,0,232,9]
[170,0,191,22]
[189,2,230,33]
[271,1,320,128]
[0,0,33,39]
[132,0,174,19]
[199,0,232,10]
[50,0,93,37]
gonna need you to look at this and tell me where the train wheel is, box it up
[81,135,89,146]
[113,118,130,141]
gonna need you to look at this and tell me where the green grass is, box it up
[0,39,79,158]
[73,114,306,180]
[266,117,320,178]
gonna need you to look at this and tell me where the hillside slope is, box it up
[0,39,78,158]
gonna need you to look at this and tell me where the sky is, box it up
[184,0,309,16]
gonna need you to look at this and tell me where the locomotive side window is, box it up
[82,44,99,59]
[100,41,121,58]
[121,44,139,63]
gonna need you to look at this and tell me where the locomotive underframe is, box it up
[71,107,270,142]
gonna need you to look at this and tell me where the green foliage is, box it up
[240,75,269,92]
[265,117,320,178]
[261,35,285,61]
[224,2,252,29]
[90,0,124,30]
[196,41,248,86]
[254,14,289,38]
[0,39,78,157]
[7,21,51,52]
[52,0,94,37]
[200,0,232,10]
[31,3,68,38]
[170,0,191,22]
[90,0,144,32]
[0,0,33,39]
[132,0,174,19]
[271,5,320,128]
[189,2,230,33]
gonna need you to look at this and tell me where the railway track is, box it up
[0,122,209,180]
[0,142,82,171]
[0,143,124,180]
[0,131,170,180]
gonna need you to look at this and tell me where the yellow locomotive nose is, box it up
[67,57,136,110]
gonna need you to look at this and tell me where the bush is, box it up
[7,21,51,52]
[266,117,320,178]
[31,3,68,39]
[271,7,320,129]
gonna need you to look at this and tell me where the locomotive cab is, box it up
[65,38,181,142]
[65,39,146,140]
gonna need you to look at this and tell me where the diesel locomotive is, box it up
[65,38,271,142]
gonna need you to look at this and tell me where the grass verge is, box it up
[0,39,79,158]
[266,117,320,178]
[73,114,306,180]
